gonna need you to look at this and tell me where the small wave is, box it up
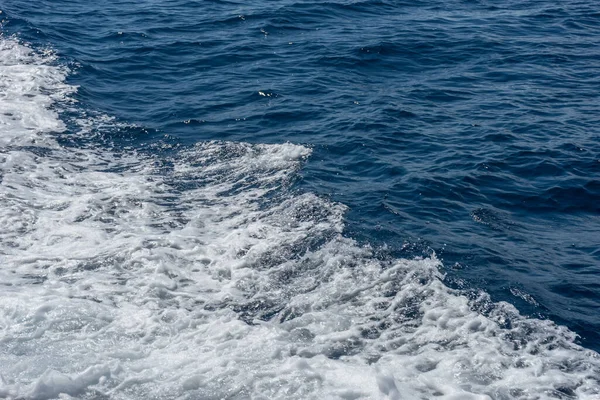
[1,35,599,400]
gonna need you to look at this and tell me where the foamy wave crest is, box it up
[1,36,599,400]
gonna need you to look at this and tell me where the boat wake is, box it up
[1,35,599,400]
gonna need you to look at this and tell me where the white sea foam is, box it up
[1,35,599,400]
[0,37,74,146]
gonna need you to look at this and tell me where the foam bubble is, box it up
[0,36,75,147]
[1,35,599,400]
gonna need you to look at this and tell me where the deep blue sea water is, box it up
[1,1,600,398]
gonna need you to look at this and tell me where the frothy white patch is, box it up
[1,35,599,400]
[0,36,74,146]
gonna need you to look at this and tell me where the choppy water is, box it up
[1,1,600,399]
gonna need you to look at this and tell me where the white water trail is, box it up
[1,35,599,400]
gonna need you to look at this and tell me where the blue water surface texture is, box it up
[1,0,599,399]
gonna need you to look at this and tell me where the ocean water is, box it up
[1,0,599,399]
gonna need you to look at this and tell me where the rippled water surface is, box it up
[1,0,600,399]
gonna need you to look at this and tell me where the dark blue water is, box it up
[2,0,599,356]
